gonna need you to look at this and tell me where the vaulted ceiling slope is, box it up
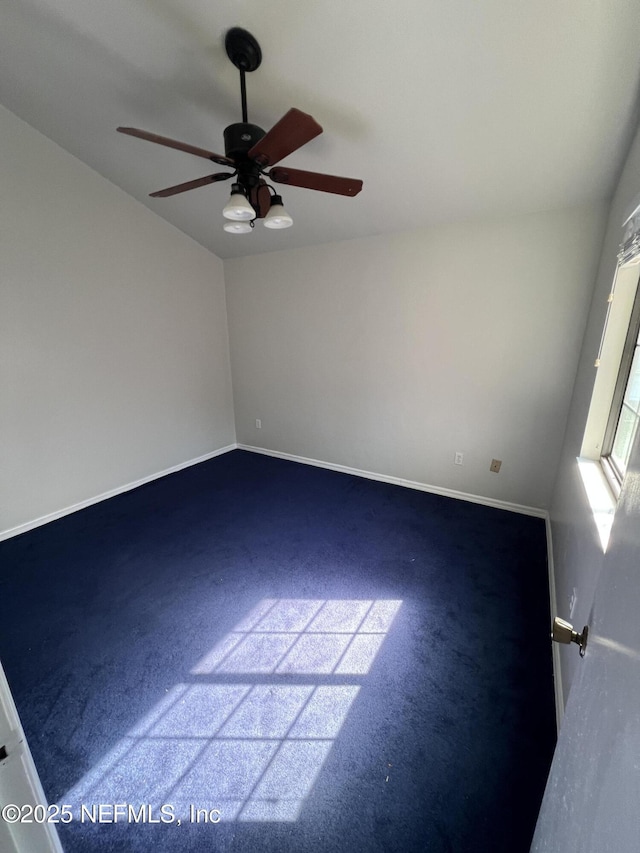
[2,0,640,260]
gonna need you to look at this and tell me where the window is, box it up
[578,204,640,550]
[601,289,640,492]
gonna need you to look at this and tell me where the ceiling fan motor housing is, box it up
[224,122,266,161]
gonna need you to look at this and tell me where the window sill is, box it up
[600,456,623,501]
[576,458,617,552]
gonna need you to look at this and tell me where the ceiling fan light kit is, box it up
[223,184,255,221]
[223,220,253,234]
[264,195,293,229]
[117,27,362,236]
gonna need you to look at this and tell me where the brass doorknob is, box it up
[552,617,588,657]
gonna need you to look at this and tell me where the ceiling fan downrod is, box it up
[225,27,262,124]
[239,67,248,123]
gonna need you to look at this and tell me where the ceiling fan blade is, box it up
[149,173,235,198]
[248,108,322,167]
[268,166,363,197]
[248,181,272,218]
[117,127,234,167]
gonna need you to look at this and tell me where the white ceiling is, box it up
[2,0,640,260]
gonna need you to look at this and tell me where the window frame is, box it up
[600,273,640,495]
[577,204,640,550]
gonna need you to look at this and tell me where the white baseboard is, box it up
[237,444,547,518]
[0,444,237,541]
[2,443,546,543]
[545,514,564,732]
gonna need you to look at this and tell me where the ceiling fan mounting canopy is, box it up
[224,27,262,73]
[116,27,362,224]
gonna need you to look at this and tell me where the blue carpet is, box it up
[0,450,556,852]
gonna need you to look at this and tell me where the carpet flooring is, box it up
[0,450,556,852]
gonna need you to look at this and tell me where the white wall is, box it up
[0,105,235,536]
[225,206,606,509]
[548,121,640,702]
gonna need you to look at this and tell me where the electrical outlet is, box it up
[569,587,577,618]
[454,452,464,465]
[255,419,262,429]
[490,458,502,473]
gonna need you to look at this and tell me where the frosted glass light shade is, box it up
[264,195,293,229]
[223,187,255,221]
[223,220,252,234]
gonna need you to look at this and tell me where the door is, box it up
[0,662,63,853]
[532,438,640,848]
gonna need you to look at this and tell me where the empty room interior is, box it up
[2,3,640,852]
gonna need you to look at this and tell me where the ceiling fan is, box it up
[117,27,363,234]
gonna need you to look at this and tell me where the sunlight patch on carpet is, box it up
[60,599,401,823]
